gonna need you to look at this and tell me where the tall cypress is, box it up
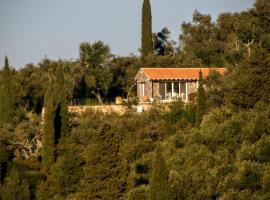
[54,64,69,140]
[42,81,56,169]
[141,0,153,58]
[196,70,206,127]
[149,146,172,200]
[0,56,15,125]
[42,64,69,169]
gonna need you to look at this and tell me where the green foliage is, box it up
[225,50,244,66]
[236,13,261,45]
[51,147,84,197]
[54,64,70,139]
[42,64,70,169]
[149,146,172,200]
[127,185,149,200]
[36,175,60,200]
[153,27,176,56]
[260,34,270,52]
[42,82,56,169]
[15,63,45,113]
[37,146,85,199]
[0,56,16,125]
[0,167,30,200]
[13,113,42,159]
[163,105,270,199]
[79,41,113,104]
[110,55,141,97]
[180,10,225,66]
[2,1,270,199]
[78,122,127,200]
[0,128,13,184]
[254,0,270,32]
[141,0,153,58]
[205,69,225,108]
[196,70,206,127]
[165,101,196,129]
[225,48,270,108]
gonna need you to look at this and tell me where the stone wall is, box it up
[136,70,152,101]
[69,104,159,115]
[69,105,128,115]
[153,81,160,98]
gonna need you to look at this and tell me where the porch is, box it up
[139,80,198,103]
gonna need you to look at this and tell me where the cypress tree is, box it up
[79,122,127,200]
[196,70,206,127]
[42,64,69,169]
[141,0,153,58]
[149,146,172,200]
[0,56,15,125]
[42,82,56,169]
[54,64,69,140]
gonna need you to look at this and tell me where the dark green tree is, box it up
[153,27,176,56]
[254,0,270,32]
[42,82,56,169]
[196,70,206,127]
[225,48,270,108]
[0,168,30,200]
[78,122,127,200]
[79,41,113,104]
[180,11,224,66]
[0,128,13,184]
[0,56,16,125]
[205,69,225,108]
[50,148,85,197]
[42,64,69,169]
[141,0,153,58]
[53,64,70,141]
[149,146,172,200]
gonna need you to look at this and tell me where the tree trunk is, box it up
[96,92,103,104]
[92,91,103,104]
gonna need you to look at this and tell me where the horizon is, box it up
[0,0,255,68]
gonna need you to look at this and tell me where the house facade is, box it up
[135,68,226,102]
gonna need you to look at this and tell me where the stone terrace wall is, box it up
[41,104,171,123]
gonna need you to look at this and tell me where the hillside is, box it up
[1,0,270,199]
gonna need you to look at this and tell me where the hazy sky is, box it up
[0,0,255,68]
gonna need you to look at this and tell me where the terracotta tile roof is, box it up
[136,68,226,80]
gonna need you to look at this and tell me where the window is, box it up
[173,82,179,98]
[159,82,165,100]
[166,82,172,99]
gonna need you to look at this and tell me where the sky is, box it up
[0,0,255,68]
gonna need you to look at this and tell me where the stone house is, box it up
[134,68,226,102]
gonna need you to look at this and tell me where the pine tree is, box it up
[196,70,206,127]
[0,56,15,125]
[141,0,153,58]
[149,146,172,200]
[79,122,127,200]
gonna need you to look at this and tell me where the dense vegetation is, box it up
[1,0,270,199]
